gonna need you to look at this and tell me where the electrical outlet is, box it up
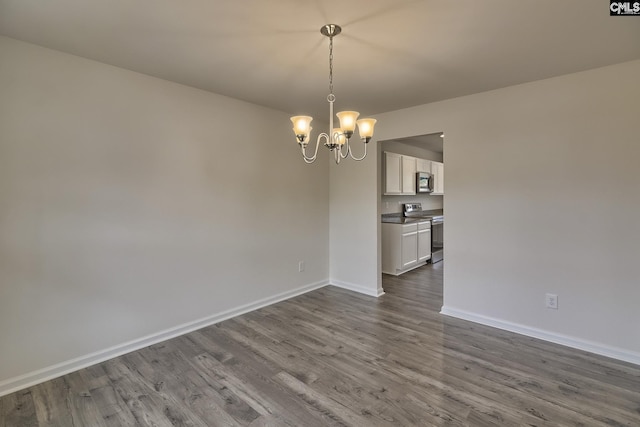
[545,293,558,309]
[298,261,305,272]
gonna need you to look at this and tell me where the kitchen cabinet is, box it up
[402,156,416,195]
[384,151,443,196]
[384,152,402,194]
[430,161,444,195]
[384,152,416,195]
[417,221,432,263]
[400,224,418,269]
[382,220,431,275]
[416,158,431,173]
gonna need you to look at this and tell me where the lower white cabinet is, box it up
[382,220,431,275]
[418,223,432,263]
[400,224,418,269]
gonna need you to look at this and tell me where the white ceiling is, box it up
[1,1,639,119]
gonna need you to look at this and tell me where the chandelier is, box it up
[290,24,377,164]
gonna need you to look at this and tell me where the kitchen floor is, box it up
[2,261,639,425]
[382,259,444,313]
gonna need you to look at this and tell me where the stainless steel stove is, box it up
[431,215,443,263]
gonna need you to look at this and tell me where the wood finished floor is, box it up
[2,262,640,426]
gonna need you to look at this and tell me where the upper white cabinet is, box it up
[416,158,431,173]
[385,151,444,196]
[402,156,416,195]
[384,152,402,194]
[384,152,416,195]
[430,161,444,195]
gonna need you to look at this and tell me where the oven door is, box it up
[431,218,444,262]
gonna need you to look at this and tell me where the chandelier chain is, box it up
[328,35,334,95]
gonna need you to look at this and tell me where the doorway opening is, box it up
[377,132,444,298]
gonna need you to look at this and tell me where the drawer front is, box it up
[401,223,418,233]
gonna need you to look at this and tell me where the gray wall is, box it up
[0,36,330,392]
[329,155,381,296]
[2,34,638,396]
[332,59,640,363]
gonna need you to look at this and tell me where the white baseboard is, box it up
[0,280,329,398]
[440,306,640,366]
[329,279,385,297]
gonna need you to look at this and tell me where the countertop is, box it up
[381,209,443,224]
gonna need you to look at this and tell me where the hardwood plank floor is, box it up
[2,261,640,426]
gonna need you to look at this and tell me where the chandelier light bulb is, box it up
[290,116,313,143]
[336,111,359,139]
[332,128,346,145]
[356,118,377,141]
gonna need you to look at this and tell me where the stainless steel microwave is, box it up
[416,172,434,193]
